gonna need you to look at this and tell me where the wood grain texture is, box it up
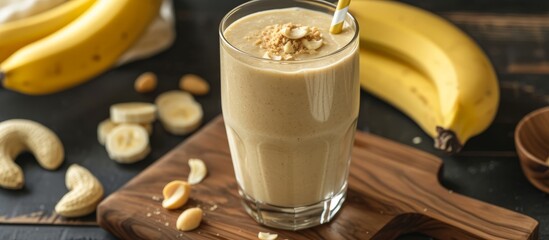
[515,106,549,193]
[442,12,549,75]
[98,116,539,240]
[0,213,97,226]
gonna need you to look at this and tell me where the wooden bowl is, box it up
[515,106,549,193]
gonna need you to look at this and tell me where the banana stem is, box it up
[434,127,463,154]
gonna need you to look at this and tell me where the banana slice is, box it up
[155,90,195,107]
[97,119,118,145]
[160,103,203,135]
[97,119,153,145]
[156,91,203,135]
[110,102,157,124]
[105,124,150,163]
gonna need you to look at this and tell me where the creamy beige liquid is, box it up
[221,8,359,207]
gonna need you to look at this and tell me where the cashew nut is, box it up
[0,119,64,189]
[55,164,104,217]
[283,41,295,54]
[302,39,323,50]
[282,26,309,39]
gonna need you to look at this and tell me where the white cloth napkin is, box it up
[0,0,176,65]
[0,0,66,22]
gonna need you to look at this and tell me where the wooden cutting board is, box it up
[97,116,539,239]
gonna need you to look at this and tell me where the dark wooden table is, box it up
[1,0,548,239]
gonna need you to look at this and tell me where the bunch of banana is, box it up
[353,0,499,153]
[0,0,162,95]
[0,0,95,63]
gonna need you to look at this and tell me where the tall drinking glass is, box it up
[219,0,359,230]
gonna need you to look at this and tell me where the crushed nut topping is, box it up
[249,23,324,60]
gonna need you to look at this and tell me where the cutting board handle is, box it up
[351,134,539,240]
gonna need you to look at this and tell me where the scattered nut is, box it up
[283,41,294,54]
[256,23,323,61]
[55,164,104,217]
[188,158,207,185]
[263,51,282,60]
[179,74,210,96]
[176,207,203,231]
[258,232,278,240]
[0,119,64,189]
[282,54,293,61]
[271,55,282,61]
[134,72,158,93]
[301,39,323,50]
[282,26,309,39]
[162,180,191,209]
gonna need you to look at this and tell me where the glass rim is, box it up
[218,0,359,64]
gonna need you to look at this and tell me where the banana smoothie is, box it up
[220,2,358,229]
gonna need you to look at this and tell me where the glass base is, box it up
[238,184,347,230]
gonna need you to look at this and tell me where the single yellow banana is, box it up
[353,0,499,153]
[0,0,162,95]
[0,0,95,63]
[359,47,442,138]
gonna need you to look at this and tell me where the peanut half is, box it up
[162,180,191,209]
[179,74,210,96]
[187,158,207,185]
[176,207,203,231]
[134,72,158,93]
[55,164,104,217]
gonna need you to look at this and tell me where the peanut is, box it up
[162,180,191,209]
[179,74,210,96]
[0,119,64,189]
[188,158,207,185]
[55,164,104,217]
[134,72,158,93]
[176,207,203,231]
